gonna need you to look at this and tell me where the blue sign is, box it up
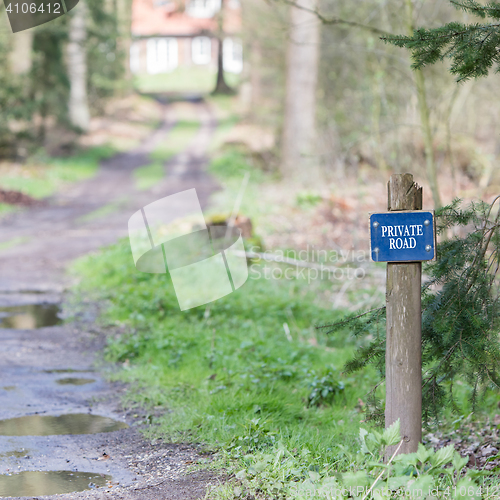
[370,211,435,262]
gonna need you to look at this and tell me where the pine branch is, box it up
[450,0,500,19]
[316,306,385,331]
[322,199,500,423]
[384,1,500,81]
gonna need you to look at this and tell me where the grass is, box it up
[150,120,200,162]
[134,67,240,94]
[204,147,281,245]
[0,236,29,252]
[133,119,201,190]
[76,197,129,224]
[208,115,240,154]
[0,204,16,217]
[72,230,379,496]
[133,162,165,191]
[71,148,500,498]
[0,146,115,200]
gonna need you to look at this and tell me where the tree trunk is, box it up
[67,0,90,132]
[405,0,442,208]
[249,40,262,109]
[116,0,133,85]
[281,0,320,179]
[212,0,234,95]
[9,30,33,75]
[212,36,234,95]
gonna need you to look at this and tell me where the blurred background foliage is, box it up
[0,0,126,157]
[0,0,499,200]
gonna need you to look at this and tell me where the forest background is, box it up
[1,0,499,208]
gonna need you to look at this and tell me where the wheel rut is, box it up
[0,98,220,499]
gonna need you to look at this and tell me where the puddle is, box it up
[56,377,96,386]
[0,470,111,497]
[44,368,94,374]
[0,414,128,436]
[0,303,62,329]
[0,450,28,459]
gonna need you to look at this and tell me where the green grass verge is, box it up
[71,234,378,492]
[73,236,500,499]
[72,148,500,498]
[204,147,279,244]
[0,203,16,216]
[0,146,115,200]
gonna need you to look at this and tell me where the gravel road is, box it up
[0,99,221,500]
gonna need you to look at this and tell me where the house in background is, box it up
[130,0,242,77]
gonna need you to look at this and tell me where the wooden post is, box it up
[385,173,422,456]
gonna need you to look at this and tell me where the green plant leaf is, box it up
[388,475,413,490]
[394,451,418,468]
[429,444,454,468]
[359,428,370,454]
[342,470,371,489]
[382,419,401,446]
[235,469,246,480]
[452,451,468,472]
[367,429,383,450]
[453,478,481,499]
[366,461,389,469]
[406,475,435,499]
[308,470,320,482]
[416,442,432,464]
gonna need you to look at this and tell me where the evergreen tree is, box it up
[320,199,500,424]
[383,0,500,81]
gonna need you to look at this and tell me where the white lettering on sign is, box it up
[380,224,423,251]
[388,237,417,250]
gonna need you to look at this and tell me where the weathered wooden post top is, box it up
[369,173,436,456]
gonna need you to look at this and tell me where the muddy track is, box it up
[0,99,221,499]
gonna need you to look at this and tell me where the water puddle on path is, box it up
[0,303,62,329]
[0,470,111,497]
[56,377,96,386]
[0,414,128,436]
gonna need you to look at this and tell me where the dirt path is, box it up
[0,99,221,499]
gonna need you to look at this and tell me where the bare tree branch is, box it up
[276,0,393,37]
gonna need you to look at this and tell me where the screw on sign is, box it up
[369,174,436,457]
[3,0,79,33]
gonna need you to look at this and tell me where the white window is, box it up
[188,0,221,18]
[146,38,178,74]
[223,38,242,74]
[191,37,211,65]
[130,42,141,74]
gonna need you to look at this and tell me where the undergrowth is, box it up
[321,198,500,426]
[71,155,500,497]
[0,146,114,199]
[71,234,380,497]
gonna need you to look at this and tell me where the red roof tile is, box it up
[131,0,241,37]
